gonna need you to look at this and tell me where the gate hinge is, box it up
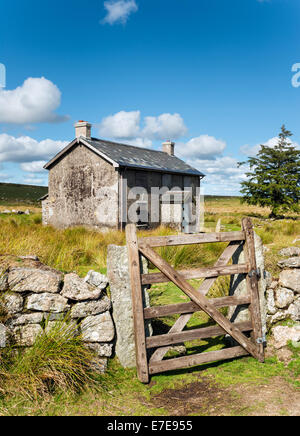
[248,268,261,279]
[256,335,267,345]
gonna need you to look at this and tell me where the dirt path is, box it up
[151,375,300,416]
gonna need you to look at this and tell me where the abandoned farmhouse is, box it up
[42,121,205,231]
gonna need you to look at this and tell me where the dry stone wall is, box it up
[0,256,115,373]
[228,239,300,350]
[1,239,299,373]
[265,247,300,328]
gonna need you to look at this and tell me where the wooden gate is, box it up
[126,218,265,383]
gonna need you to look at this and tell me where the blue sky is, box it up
[0,0,300,194]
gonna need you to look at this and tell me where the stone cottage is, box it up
[42,121,205,231]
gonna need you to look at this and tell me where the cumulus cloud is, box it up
[0,77,68,124]
[99,110,187,147]
[190,156,248,195]
[102,0,138,25]
[177,135,226,160]
[142,113,188,140]
[240,136,300,157]
[99,110,141,139]
[20,161,47,173]
[120,137,153,148]
[0,133,68,163]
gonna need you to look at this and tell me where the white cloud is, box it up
[240,136,300,157]
[99,110,187,146]
[120,137,153,148]
[0,77,68,124]
[20,161,47,173]
[99,110,141,139]
[177,135,226,160]
[191,156,247,195]
[142,113,188,140]
[0,133,68,163]
[102,0,138,25]
[23,177,47,186]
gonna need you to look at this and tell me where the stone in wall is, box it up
[61,273,106,301]
[274,288,295,309]
[0,268,8,292]
[272,325,300,349]
[0,323,10,348]
[81,312,115,343]
[8,268,62,294]
[70,297,111,319]
[287,297,300,322]
[13,324,43,347]
[279,269,300,293]
[85,342,113,358]
[26,293,70,313]
[278,257,300,269]
[107,244,152,369]
[0,292,23,314]
[84,270,108,290]
[278,247,300,257]
[266,289,277,315]
[7,312,44,328]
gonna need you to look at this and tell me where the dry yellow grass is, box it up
[0,197,299,277]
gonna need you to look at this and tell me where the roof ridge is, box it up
[89,137,168,154]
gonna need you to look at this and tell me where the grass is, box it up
[0,318,97,400]
[0,182,47,206]
[0,196,299,415]
[0,196,299,278]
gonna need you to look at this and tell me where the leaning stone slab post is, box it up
[107,245,152,368]
[228,232,268,338]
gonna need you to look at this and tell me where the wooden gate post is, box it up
[126,224,149,383]
[242,217,265,363]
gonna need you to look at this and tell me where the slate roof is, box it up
[85,138,204,177]
[44,137,205,177]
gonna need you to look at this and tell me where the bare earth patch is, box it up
[151,376,300,416]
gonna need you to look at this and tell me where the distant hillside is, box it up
[0,183,48,205]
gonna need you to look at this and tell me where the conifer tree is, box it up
[238,125,300,218]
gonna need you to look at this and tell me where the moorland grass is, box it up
[0,318,102,412]
[0,197,299,415]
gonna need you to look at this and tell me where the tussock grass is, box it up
[0,215,227,275]
[0,318,96,402]
[0,214,126,274]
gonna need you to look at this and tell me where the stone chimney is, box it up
[75,120,92,139]
[162,140,175,156]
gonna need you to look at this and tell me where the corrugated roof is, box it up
[84,138,205,177]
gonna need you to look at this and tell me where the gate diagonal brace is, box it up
[139,244,261,361]
[148,241,243,363]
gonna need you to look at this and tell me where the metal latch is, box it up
[248,269,261,279]
[256,335,267,345]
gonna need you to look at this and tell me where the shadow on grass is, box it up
[151,355,250,380]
